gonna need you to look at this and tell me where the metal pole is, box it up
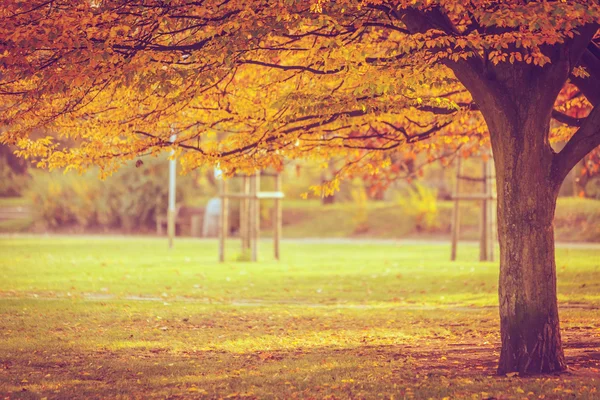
[167,133,177,249]
[450,157,462,261]
[274,173,282,261]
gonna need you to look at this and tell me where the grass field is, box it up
[1,237,599,399]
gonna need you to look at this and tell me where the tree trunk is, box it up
[489,109,567,375]
[495,159,565,374]
[444,22,597,377]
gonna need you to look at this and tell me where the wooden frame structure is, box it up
[218,171,283,262]
[450,155,497,262]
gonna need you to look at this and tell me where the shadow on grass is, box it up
[3,337,599,399]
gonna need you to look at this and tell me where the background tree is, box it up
[0,144,29,196]
[1,0,599,375]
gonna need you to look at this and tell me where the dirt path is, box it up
[285,237,600,249]
[1,233,599,249]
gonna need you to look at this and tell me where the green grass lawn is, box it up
[1,237,599,399]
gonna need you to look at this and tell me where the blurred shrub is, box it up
[350,179,369,234]
[27,157,198,231]
[0,156,29,197]
[396,183,439,231]
[27,170,96,228]
[280,160,358,203]
[554,197,600,242]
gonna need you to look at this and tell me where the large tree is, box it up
[1,0,599,375]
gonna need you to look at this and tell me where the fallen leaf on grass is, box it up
[187,387,207,394]
[259,352,274,361]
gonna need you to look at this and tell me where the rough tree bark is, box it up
[489,101,566,375]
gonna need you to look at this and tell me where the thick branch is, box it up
[570,46,600,106]
[553,103,600,183]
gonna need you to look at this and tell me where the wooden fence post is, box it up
[487,158,496,261]
[251,172,260,262]
[274,173,282,260]
[480,159,488,261]
[450,157,462,261]
[241,175,250,250]
[219,178,228,263]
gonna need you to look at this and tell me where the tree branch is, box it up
[381,120,452,143]
[552,110,584,127]
[363,22,410,35]
[570,46,600,106]
[553,103,600,183]
[240,60,344,75]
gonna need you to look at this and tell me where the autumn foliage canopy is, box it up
[0,0,597,191]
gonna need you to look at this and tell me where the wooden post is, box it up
[241,175,250,250]
[274,173,282,260]
[571,160,581,197]
[251,171,260,262]
[248,174,254,260]
[191,215,201,237]
[487,158,496,261]
[219,178,228,263]
[480,158,489,261]
[450,157,462,261]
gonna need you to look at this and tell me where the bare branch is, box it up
[552,110,584,127]
[240,60,344,75]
